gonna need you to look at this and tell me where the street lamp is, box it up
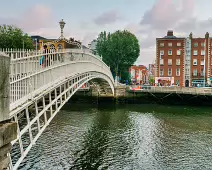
[59,19,66,39]
[34,38,37,53]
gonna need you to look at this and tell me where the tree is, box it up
[0,25,34,49]
[96,30,140,81]
[149,77,155,85]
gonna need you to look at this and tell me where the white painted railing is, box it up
[1,48,114,112]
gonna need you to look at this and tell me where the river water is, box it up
[19,104,212,170]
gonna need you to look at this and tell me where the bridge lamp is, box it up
[59,19,66,38]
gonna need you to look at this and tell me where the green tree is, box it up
[0,25,34,49]
[149,77,155,85]
[96,30,140,81]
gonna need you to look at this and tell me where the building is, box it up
[156,30,185,86]
[31,36,46,50]
[88,39,97,54]
[156,30,212,87]
[129,65,149,84]
[148,64,156,77]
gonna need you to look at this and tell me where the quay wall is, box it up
[70,86,212,106]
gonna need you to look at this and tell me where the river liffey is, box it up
[19,104,212,170]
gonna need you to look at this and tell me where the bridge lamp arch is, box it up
[50,44,56,51]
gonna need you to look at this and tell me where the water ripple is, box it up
[17,104,212,170]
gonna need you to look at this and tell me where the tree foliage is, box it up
[0,25,34,49]
[149,77,155,85]
[96,30,140,81]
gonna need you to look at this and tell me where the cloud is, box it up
[94,9,123,25]
[0,4,55,35]
[140,0,195,30]
[136,0,212,51]
[21,5,54,32]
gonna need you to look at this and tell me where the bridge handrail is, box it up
[1,48,114,111]
[0,48,108,68]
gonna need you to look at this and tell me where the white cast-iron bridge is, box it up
[1,47,114,169]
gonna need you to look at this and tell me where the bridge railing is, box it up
[0,48,114,112]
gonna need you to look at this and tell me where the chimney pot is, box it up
[167,30,173,36]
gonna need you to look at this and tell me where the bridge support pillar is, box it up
[0,121,17,169]
[0,52,17,169]
[0,52,10,121]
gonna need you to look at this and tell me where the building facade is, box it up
[129,65,149,84]
[156,30,212,87]
[148,64,156,77]
[88,39,97,54]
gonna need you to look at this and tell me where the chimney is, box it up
[189,32,193,39]
[205,32,209,39]
[167,30,173,36]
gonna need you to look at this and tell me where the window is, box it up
[201,60,204,65]
[160,68,164,76]
[160,50,164,55]
[193,59,197,65]
[201,42,205,47]
[177,50,181,55]
[201,50,205,55]
[193,50,198,55]
[168,59,172,65]
[160,59,164,65]
[160,50,164,59]
[176,59,180,65]
[177,42,181,47]
[201,69,204,76]
[194,42,198,47]
[168,68,172,76]
[193,69,198,76]
[176,68,180,76]
[168,43,172,47]
[160,43,164,47]
[168,50,172,55]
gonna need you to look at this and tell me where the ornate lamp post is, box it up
[59,19,66,39]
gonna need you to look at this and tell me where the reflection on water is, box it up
[19,104,212,170]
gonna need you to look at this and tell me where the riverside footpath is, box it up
[71,85,212,106]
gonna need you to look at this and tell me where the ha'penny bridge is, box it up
[1,47,212,169]
[0,47,115,170]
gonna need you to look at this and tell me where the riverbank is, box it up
[70,86,212,106]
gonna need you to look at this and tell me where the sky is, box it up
[1,0,212,66]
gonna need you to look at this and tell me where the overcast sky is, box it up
[1,0,212,66]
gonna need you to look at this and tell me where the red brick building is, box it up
[129,65,149,84]
[156,30,212,87]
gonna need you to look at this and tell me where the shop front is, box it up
[155,77,174,86]
[192,79,205,87]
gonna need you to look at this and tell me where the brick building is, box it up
[129,65,149,84]
[148,64,156,77]
[156,30,212,87]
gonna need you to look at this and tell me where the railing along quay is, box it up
[129,86,212,96]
